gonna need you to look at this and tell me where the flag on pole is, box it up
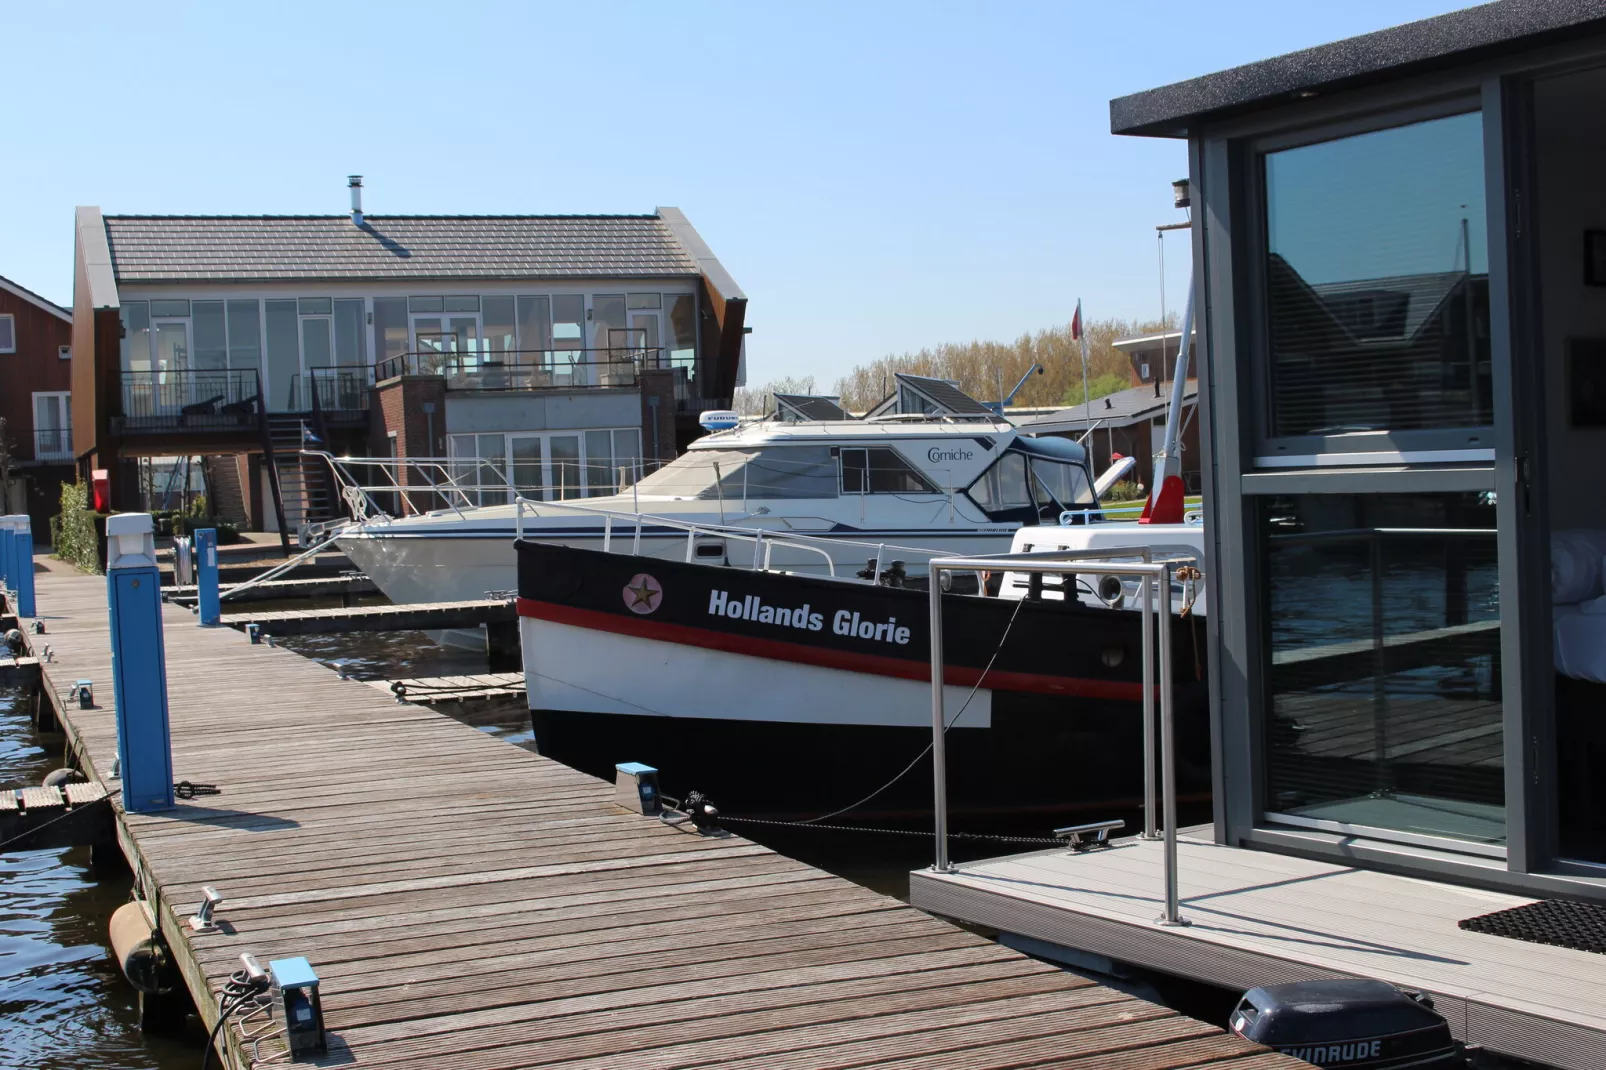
[1070,300,1082,342]
[1074,298,1092,428]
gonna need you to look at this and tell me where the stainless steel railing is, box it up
[925,548,1195,928]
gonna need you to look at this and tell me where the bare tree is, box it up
[733,374,821,416]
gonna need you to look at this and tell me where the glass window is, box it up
[967,452,1031,510]
[192,301,228,370]
[666,294,697,377]
[149,299,190,317]
[226,300,261,378]
[612,428,643,486]
[550,434,581,499]
[1262,110,1491,438]
[374,298,409,368]
[1260,492,1503,848]
[297,297,332,316]
[264,300,300,410]
[517,296,552,357]
[627,293,661,309]
[552,295,585,357]
[592,294,626,354]
[120,301,151,372]
[675,446,840,501]
[409,296,444,313]
[333,299,364,366]
[301,316,332,368]
[0,315,13,352]
[483,296,516,358]
[511,436,544,498]
[444,295,479,313]
[1030,457,1095,509]
[585,429,614,496]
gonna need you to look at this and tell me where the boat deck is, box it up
[911,831,1606,1069]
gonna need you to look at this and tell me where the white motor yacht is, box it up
[330,413,1101,608]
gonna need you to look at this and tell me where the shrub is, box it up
[1103,479,1146,503]
[52,480,103,574]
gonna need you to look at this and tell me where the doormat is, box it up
[1459,899,1606,955]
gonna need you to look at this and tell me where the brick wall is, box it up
[371,377,447,514]
[637,369,677,469]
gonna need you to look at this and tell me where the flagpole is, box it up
[1078,299,1092,438]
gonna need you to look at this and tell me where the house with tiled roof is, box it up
[0,273,74,534]
[70,180,746,546]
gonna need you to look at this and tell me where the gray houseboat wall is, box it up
[1112,3,1606,899]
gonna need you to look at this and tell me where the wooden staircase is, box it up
[262,413,337,547]
[202,455,251,528]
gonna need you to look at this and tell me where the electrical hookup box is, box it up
[268,957,325,1057]
[615,762,661,815]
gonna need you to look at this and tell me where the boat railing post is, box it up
[1141,569,1158,840]
[632,514,642,555]
[764,540,775,571]
[929,562,951,872]
[1155,560,1189,927]
[873,545,885,583]
[515,498,524,540]
[752,530,763,570]
[685,527,696,563]
[603,515,612,554]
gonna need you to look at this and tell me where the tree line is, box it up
[736,315,1175,416]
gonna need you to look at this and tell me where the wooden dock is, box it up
[911,831,1606,1070]
[6,562,1296,1070]
[219,598,514,636]
[367,673,526,702]
[165,574,380,605]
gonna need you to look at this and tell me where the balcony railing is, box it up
[374,348,654,391]
[32,427,74,462]
[112,369,262,433]
[294,366,374,418]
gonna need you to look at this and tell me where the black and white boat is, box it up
[517,534,1210,826]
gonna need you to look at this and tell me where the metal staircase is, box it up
[202,455,250,528]
[261,413,336,548]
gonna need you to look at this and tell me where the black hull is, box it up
[519,539,1212,832]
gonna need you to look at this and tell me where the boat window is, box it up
[629,447,840,500]
[967,452,1032,511]
[839,447,939,494]
[1030,455,1096,510]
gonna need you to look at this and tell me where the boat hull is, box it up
[516,540,1211,827]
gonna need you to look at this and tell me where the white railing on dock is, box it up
[925,548,1195,928]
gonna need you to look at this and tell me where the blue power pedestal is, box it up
[11,515,36,619]
[0,514,21,604]
[105,513,174,813]
[194,528,220,626]
[268,957,325,1058]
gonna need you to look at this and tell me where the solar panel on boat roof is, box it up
[896,374,993,414]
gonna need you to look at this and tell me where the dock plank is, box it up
[12,563,1292,1070]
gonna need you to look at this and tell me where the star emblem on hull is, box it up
[623,573,663,615]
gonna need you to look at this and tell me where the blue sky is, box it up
[4,0,1470,386]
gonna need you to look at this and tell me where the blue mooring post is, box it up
[194,528,220,626]
[105,513,175,813]
[0,514,19,597]
[12,515,36,619]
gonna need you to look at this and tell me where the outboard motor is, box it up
[1230,979,1464,1068]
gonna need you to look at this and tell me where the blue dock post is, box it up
[105,513,175,812]
[0,514,19,597]
[194,528,220,626]
[12,515,36,619]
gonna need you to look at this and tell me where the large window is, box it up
[33,392,71,460]
[1259,492,1503,850]
[839,447,938,494]
[447,427,642,503]
[1261,109,1491,444]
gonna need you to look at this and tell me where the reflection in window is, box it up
[1260,492,1503,847]
[967,452,1031,511]
[193,301,228,370]
[666,294,697,376]
[121,301,151,372]
[374,298,409,367]
[333,299,365,366]
[840,447,939,494]
[1263,111,1491,437]
[227,300,261,377]
[516,296,552,356]
[483,296,516,357]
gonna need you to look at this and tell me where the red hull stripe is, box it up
[518,597,1144,701]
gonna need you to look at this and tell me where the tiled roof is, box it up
[102,214,701,283]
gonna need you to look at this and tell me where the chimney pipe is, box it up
[349,175,364,225]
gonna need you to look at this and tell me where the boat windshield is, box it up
[628,446,840,500]
[1030,455,1096,511]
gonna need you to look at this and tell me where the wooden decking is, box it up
[218,597,514,635]
[9,562,1296,1070]
[912,832,1606,1070]
[366,672,526,702]
[164,574,379,605]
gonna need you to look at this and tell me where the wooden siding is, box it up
[0,285,73,461]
